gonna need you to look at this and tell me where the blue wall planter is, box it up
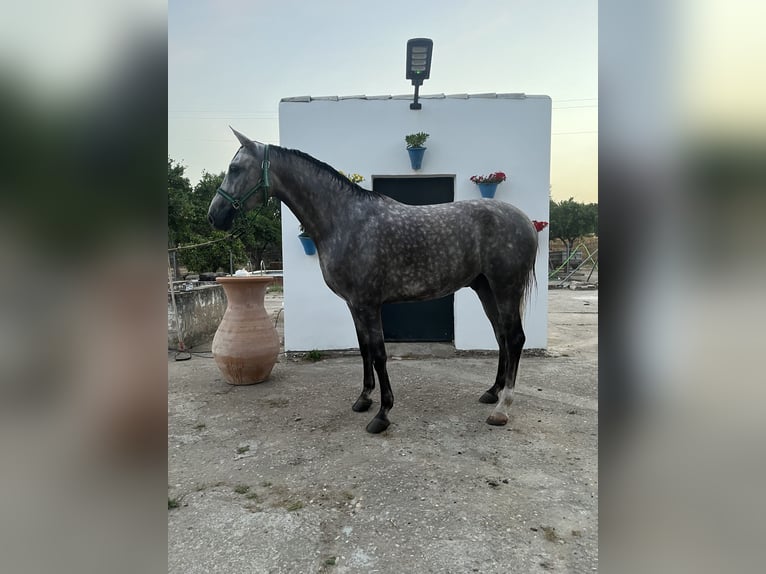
[477,183,498,198]
[407,147,426,170]
[298,235,316,255]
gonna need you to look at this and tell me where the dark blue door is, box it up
[372,176,455,342]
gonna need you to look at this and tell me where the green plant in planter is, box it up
[338,171,366,184]
[405,132,429,149]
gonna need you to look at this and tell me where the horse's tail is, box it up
[520,227,539,319]
[520,262,536,319]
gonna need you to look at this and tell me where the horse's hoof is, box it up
[486,412,509,426]
[365,416,390,434]
[352,397,373,412]
[479,391,499,404]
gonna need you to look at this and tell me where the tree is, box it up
[188,171,282,271]
[236,197,282,268]
[167,159,282,275]
[178,171,245,274]
[168,158,196,277]
[168,158,194,248]
[549,197,598,273]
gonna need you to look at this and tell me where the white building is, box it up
[279,93,551,351]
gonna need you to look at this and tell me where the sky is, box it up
[169,0,597,203]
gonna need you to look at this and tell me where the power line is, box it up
[168,117,276,121]
[552,130,598,135]
[185,138,279,143]
[552,104,598,110]
[168,109,278,114]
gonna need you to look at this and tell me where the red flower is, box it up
[532,220,548,232]
[470,171,507,184]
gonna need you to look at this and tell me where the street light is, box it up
[406,38,433,110]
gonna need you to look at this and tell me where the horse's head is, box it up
[207,128,270,231]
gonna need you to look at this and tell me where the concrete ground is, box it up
[168,288,597,573]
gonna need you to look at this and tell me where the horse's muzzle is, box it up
[207,203,235,231]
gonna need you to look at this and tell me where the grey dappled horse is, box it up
[208,129,538,434]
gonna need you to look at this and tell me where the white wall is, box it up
[278,94,550,351]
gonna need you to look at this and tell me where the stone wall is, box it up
[168,284,226,349]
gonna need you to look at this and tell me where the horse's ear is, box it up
[230,127,258,152]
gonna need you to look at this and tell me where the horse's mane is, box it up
[275,146,383,200]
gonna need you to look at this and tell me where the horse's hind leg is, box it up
[486,293,526,427]
[470,275,507,405]
[349,306,375,412]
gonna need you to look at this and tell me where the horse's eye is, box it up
[229,165,240,174]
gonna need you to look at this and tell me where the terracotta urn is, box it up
[212,276,280,385]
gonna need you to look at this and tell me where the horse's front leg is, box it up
[367,327,393,434]
[349,306,375,412]
[349,304,393,433]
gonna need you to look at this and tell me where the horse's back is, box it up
[395,199,537,259]
[462,199,537,257]
[382,198,537,283]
